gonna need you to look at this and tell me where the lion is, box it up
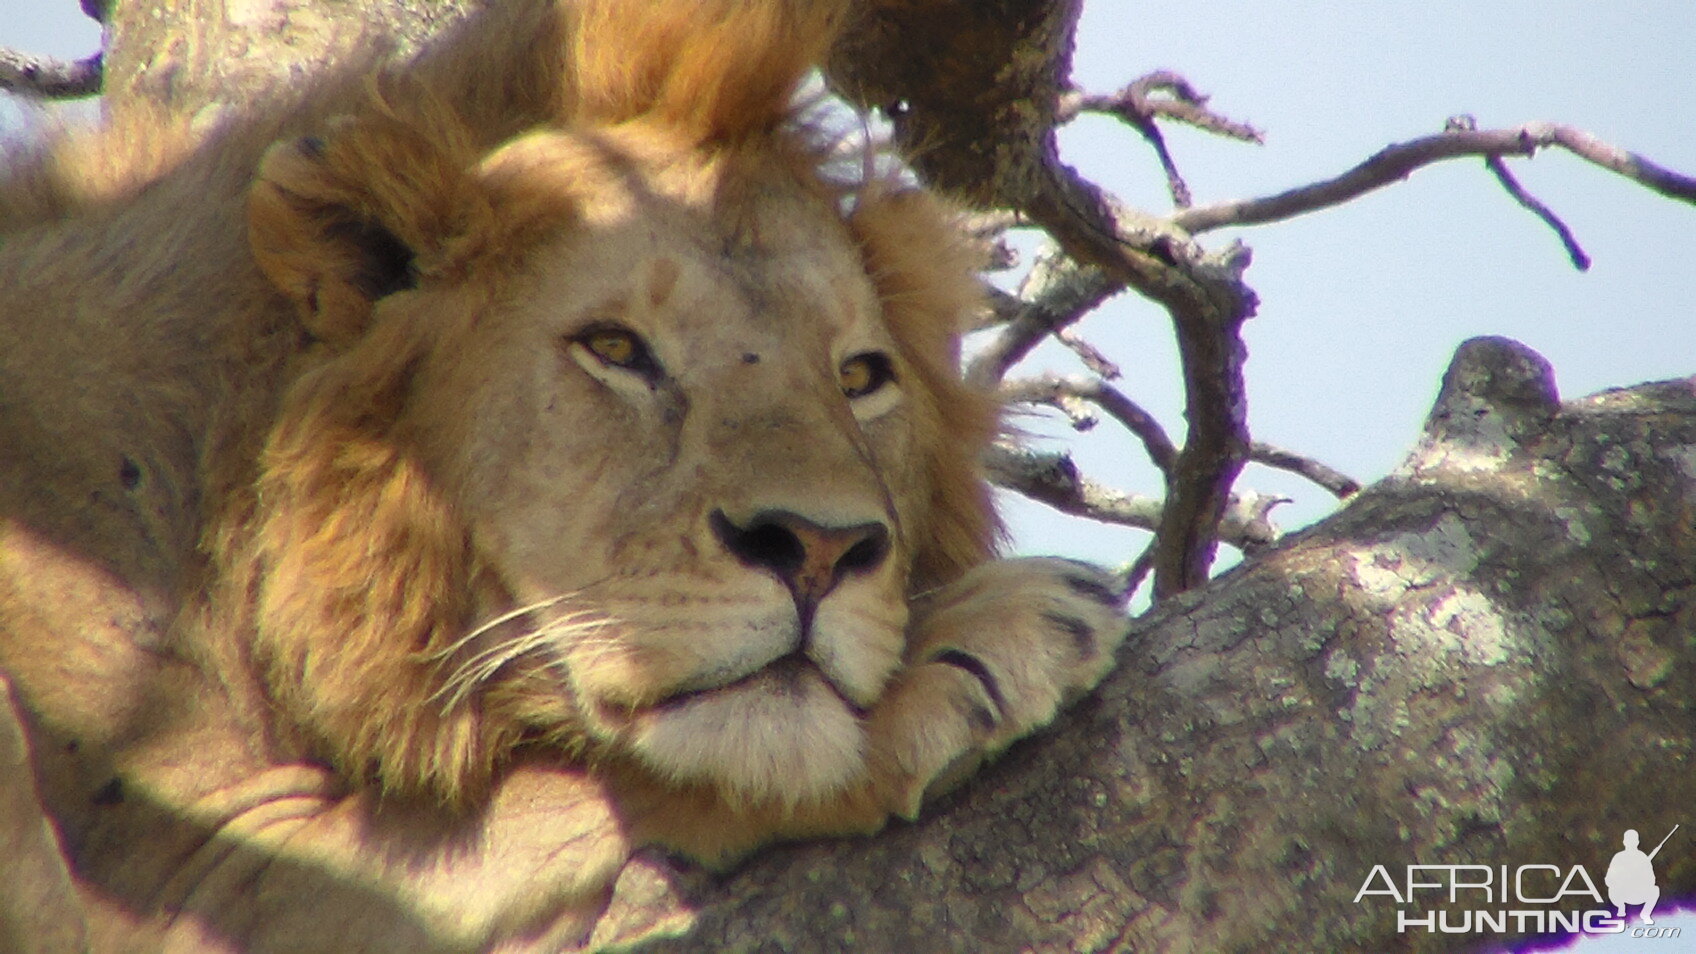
[0,1,1128,949]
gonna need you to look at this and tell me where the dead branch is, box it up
[965,246,1119,388]
[1054,326,1121,379]
[1003,375,1177,473]
[1484,155,1591,270]
[975,283,1026,331]
[1023,163,1257,599]
[1248,441,1360,499]
[1058,70,1263,208]
[986,444,1163,530]
[962,211,1022,272]
[1445,112,1592,271]
[986,444,1279,554]
[0,49,102,99]
[1172,121,1696,235]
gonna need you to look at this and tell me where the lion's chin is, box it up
[625,659,866,806]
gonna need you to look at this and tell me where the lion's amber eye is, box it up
[577,327,654,372]
[840,352,895,399]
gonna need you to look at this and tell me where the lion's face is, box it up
[248,119,997,807]
[407,129,930,801]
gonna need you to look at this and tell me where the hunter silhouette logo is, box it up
[1607,825,1678,926]
[1353,822,1685,939]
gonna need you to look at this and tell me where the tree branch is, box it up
[1485,154,1591,270]
[965,247,1119,388]
[1053,325,1121,380]
[0,49,102,99]
[1249,441,1361,499]
[1172,121,1696,235]
[1003,375,1177,473]
[985,444,1164,531]
[1058,70,1263,208]
[985,444,1279,554]
[1023,163,1257,598]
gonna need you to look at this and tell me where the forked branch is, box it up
[1059,70,1263,208]
[1171,121,1696,235]
[1004,375,1177,473]
[1021,162,1256,599]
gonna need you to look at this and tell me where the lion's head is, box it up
[238,0,997,810]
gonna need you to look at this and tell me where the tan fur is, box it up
[1,0,1126,945]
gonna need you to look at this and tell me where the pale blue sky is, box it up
[1002,0,1696,570]
[3,2,1691,948]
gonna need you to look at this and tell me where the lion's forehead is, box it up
[511,201,884,364]
[486,126,880,346]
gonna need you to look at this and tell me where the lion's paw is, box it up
[870,558,1128,818]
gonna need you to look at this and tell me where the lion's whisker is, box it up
[422,594,572,662]
[432,608,612,714]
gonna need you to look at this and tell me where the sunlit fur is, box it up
[2,0,1001,821]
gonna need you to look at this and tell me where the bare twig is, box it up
[1120,544,1156,602]
[1249,442,1361,499]
[1054,326,1121,379]
[1440,112,1592,271]
[962,210,1023,271]
[1009,382,1098,431]
[1485,155,1591,271]
[985,445,1164,531]
[0,50,102,99]
[985,444,1279,554]
[965,246,1119,388]
[1172,122,1696,235]
[1003,375,1177,474]
[1058,71,1262,208]
[975,284,1026,331]
[1230,489,1289,554]
[963,210,1023,237]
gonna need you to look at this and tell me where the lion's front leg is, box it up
[867,557,1129,819]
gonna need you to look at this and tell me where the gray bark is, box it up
[102,0,487,125]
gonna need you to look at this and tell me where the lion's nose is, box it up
[710,509,891,609]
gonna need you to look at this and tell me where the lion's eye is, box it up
[839,352,895,399]
[576,326,655,373]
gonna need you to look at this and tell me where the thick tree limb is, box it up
[828,0,1084,211]
[589,339,1696,954]
[0,50,102,99]
[1172,122,1696,234]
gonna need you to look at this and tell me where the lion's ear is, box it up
[248,116,477,346]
